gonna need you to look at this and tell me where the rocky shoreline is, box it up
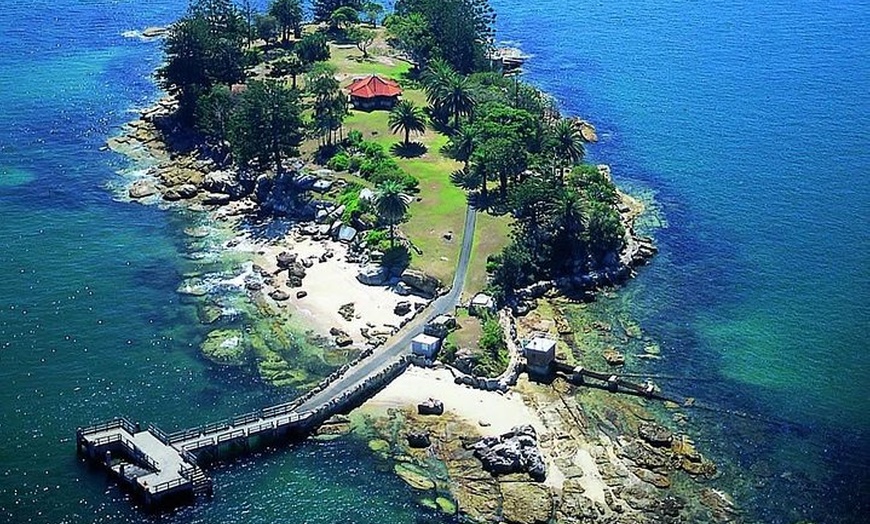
[109,63,733,524]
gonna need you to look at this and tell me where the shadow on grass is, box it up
[390,141,427,158]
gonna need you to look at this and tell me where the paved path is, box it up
[298,205,477,413]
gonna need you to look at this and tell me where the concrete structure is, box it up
[469,293,496,316]
[347,75,402,110]
[411,333,441,359]
[424,314,456,339]
[524,335,557,374]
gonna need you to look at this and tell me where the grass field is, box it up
[292,33,512,288]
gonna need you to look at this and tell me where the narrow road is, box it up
[298,205,477,413]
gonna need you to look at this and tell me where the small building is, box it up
[424,314,457,339]
[347,75,402,110]
[524,335,557,374]
[469,293,496,317]
[411,333,441,359]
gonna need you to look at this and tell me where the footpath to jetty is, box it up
[76,207,478,511]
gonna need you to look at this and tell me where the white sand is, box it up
[366,366,547,437]
[232,233,427,345]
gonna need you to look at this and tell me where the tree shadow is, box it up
[390,141,427,158]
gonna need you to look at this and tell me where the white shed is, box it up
[524,336,557,373]
[411,333,441,359]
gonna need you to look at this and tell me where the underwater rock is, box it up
[200,329,247,366]
[638,423,673,448]
[394,462,436,490]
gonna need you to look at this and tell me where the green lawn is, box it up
[464,212,512,300]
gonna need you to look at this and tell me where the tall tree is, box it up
[195,84,235,142]
[346,26,375,58]
[295,32,330,64]
[393,0,495,73]
[389,100,427,146]
[255,14,279,44]
[272,53,306,89]
[446,125,475,168]
[306,64,347,145]
[269,0,303,42]
[384,12,435,70]
[435,73,476,129]
[159,0,247,120]
[330,6,359,31]
[361,1,384,27]
[228,80,304,173]
[374,180,410,247]
[550,118,585,182]
[313,0,362,22]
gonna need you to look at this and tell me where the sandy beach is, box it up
[231,230,429,347]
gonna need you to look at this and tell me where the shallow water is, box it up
[1,0,867,522]
[492,0,869,521]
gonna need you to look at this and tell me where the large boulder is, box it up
[471,425,546,482]
[400,269,441,297]
[357,264,387,286]
[129,179,157,199]
[417,398,444,415]
[638,422,673,448]
[202,170,246,199]
[163,183,199,201]
[406,432,431,448]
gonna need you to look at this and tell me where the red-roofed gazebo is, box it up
[347,75,403,110]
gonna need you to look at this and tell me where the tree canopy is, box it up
[228,80,304,173]
[389,0,495,73]
[159,0,247,119]
[269,0,303,42]
[313,0,362,22]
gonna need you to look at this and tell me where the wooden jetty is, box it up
[76,405,316,510]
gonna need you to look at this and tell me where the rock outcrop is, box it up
[400,269,441,297]
[471,425,546,482]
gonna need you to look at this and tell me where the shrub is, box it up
[327,151,350,171]
[346,129,364,148]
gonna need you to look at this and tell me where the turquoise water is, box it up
[1,0,867,523]
[0,2,455,523]
[493,0,869,521]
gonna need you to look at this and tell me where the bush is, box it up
[346,129,364,148]
[347,155,362,173]
[337,182,368,224]
[327,151,350,171]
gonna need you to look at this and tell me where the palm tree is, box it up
[374,180,410,247]
[437,74,476,130]
[552,118,585,183]
[448,125,476,169]
[388,100,427,146]
[422,58,456,104]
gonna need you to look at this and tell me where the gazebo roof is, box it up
[347,75,402,99]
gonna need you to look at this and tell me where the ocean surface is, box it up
[0,0,866,523]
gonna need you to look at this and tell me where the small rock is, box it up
[418,398,444,416]
[269,289,290,301]
[638,423,673,448]
[406,432,431,448]
[296,290,308,299]
[129,179,157,199]
[603,348,625,366]
[394,301,412,316]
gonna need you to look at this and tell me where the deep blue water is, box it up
[0,0,867,523]
[493,0,869,521]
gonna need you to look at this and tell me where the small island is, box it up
[95,0,736,522]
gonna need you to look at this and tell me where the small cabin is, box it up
[347,75,402,110]
[469,293,496,317]
[411,333,441,359]
[524,335,557,374]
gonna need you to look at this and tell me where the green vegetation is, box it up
[388,100,427,146]
[474,313,509,376]
[373,180,410,247]
[159,0,623,321]
[386,0,495,73]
